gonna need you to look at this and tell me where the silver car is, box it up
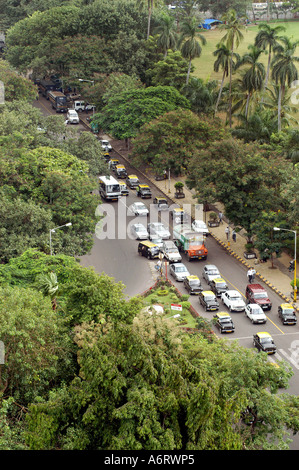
[169,263,190,281]
[202,264,220,284]
[129,202,149,217]
[147,222,171,239]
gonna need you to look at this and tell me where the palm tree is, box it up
[254,22,286,90]
[235,45,265,119]
[178,16,207,85]
[271,36,299,131]
[182,77,218,115]
[219,8,245,127]
[36,272,59,311]
[136,0,159,40]
[263,82,298,130]
[213,42,239,116]
[154,13,177,58]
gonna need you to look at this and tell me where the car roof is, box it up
[174,263,186,268]
[216,312,231,318]
[139,184,149,187]
[280,303,293,309]
[248,284,265,291]
[212,277,225,283]
[257,332,272,338]
[186,275,199,280]
[128,174,138,178]
[226,290,240,295]
[205,264,218,269]
[202,290,214,296]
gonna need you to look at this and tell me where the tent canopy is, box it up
[200,19,223,29]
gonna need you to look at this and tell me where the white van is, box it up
[162,240,182,263]
[66,109,79,124]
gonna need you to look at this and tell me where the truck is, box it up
[73,100,96,113]
[39,79,57,99]
[173,224,208,261]
[48,90,68,113]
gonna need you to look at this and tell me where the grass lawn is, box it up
[192,20,299,82]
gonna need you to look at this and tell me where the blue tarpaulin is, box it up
[200,19,223,29]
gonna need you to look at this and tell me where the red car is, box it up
[245,284,272,311]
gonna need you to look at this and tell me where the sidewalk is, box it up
[80,118,298,311]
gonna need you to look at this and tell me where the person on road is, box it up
[225,226,230,240]
[219,212,223,224]
[247,268,254,283]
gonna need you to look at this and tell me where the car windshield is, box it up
[135,226,145,231]
[135,203,145,208]
[253,292,268,299]
[251,307,262,314]
[205,295,215,301]
[282,308,294,314]
[260,337,273,344]
[216,282,226,288]
[208,269,219,275]
[230,294,241,300]
[150,247,159,255]
[107,184,120,192]
[176,266,187,272]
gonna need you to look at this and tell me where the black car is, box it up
[183,275,202,295]
[278,303,297,325]
[213,312,235,334]
[253,332,276,354]
[210,277,228,297]
[199,290,219,312]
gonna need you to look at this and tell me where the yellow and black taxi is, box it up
[183,275,202,295]
[109,158,119,170]
[213,312,235,334]
[126,174,140,188]
[210,277,228,297]
[138,241,160,259]
[253,332,276,354]
[171,207,187,222]
[119,181,129,196]
[199,290,219,312]
[115,164,127,179]
[136,184,152,198]
[278,303,297,325]
[153,197,169,211]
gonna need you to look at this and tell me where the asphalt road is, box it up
[33,95,299,449]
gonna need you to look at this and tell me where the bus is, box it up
[99,175,121,201]
[48,90,68,113]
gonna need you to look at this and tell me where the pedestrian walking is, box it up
[247,268,254,283]
[251,267,256,282]
[232,230,236,242]
[219,211,223,224]
[225,226,230,240]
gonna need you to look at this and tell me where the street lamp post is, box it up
[273,227,297,302]
[49,223,72,256]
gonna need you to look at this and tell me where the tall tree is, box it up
[213,42,239,116]
[178,16,207,84]
[254,22,286,91]
[154,12,177,57]
[235,44,265,119]
[219,8,245,127]
[271,36,299,131]
[137,0,159,39]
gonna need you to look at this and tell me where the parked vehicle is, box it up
[221,290,246,312]
[245,304,267,324]
[48,90,68,113]
[213,312,235,334]
[183,275,202,295]
[199,290,219,311]
[253,332,276,354]
[278,303,297,325]
[245,284,272,311]
[66,109,79,124]
[99,175,121,201]
[162,240,182,263]
[138,241,160,259]
[173,224,208,261]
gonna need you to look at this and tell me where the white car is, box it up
[169,263,190,281]
[191,220,209,236]
[147,222,171,239]
[245,303,267,324]
[129,202,149,217]
[149,234,163,249]
[202,265,220,284]
[66,109,79,124]
[130,223,148,240]
[100,139,112,151]
[221,290,246,312]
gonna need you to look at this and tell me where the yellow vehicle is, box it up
[126,174,140,188]
[119,181,129,196]
[136,184,152,198]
